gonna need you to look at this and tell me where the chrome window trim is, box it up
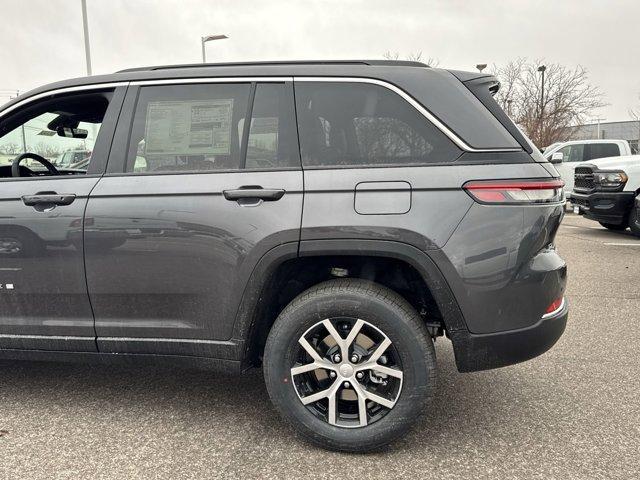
[294,76,522,153]
[130,76,293,86]
[1,75,520,153]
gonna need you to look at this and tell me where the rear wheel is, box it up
[263,279,436,452]
[599,222,627,231]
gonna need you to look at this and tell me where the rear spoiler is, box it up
[449,71,533,154]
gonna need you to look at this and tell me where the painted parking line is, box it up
[603,242,640,246]
[562,224,602,230]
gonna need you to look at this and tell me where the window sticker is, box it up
[144,99,234,155]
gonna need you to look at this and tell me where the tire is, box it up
[629,201,640,237]
[263,278,436,452]
[599,222,627,231]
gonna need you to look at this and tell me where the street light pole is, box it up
[537,65,546,145]
[537,65,546,116]
[201,34,228,63]
[81,0,92,75]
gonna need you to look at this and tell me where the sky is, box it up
[1,0,639,122]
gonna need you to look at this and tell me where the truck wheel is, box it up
[263,279,436,452]
[599,222,627,231]
[629,202,640,237]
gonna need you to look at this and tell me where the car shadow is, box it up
[0,340,567,456]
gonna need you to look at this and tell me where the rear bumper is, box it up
[571,191,635,225]
[450,298,568,372]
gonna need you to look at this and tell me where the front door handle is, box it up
[22,191,76,207]
[223,186,285,202]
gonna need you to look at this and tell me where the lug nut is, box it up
[329,371,336,378]
[343,381,351,388]
[356,371,364,380]
[350,354,359,363]
[332,353,341,363]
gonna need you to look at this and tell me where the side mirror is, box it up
[56,126,88,139]
[549,152,564,164]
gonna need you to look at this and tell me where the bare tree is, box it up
[33,142,61,159]
[492,58,606,147]
[383,51,439,67]
[0,142,20,155]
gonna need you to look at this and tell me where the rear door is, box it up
[84,79,303,356]
[293,79,466,250]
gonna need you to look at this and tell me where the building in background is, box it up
[572,120,640,153]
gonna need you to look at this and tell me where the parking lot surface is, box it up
[1,213,639,479]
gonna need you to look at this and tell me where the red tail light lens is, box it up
[543,297,565,318]
[463,179,564,204]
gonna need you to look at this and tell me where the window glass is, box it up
[126,84,251,173]
[245,83,299,169]
[556,145,570,160]
[295,82,459,167]
[586,143,620,161]
[557,144,584,163]
[0,92,112,177]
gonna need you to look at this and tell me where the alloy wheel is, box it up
[290,317,403,428]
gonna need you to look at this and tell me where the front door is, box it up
[554,144,585,194]
[0,86,125,351]
[85,80,303,356]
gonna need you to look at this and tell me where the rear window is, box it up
[295,82,460,168]
[125,82,299,173]
[126,83,250,173]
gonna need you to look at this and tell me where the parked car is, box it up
[55,148,91,168]
[545,139,633,194]
[571,155,640,235]
[0,60,568,452]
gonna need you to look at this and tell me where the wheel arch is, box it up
[231,239,469,370]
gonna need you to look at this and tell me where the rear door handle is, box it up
[223,186,285,202]
[22,192,76,207]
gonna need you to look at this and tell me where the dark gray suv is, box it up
[0,60,567,452]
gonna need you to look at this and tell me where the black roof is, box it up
[1,61,495,125]
[0,60,437,113]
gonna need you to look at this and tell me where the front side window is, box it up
[557,144,584,163]
[0,91,112,177]
[567,144,585,162]
[295,82,460,167]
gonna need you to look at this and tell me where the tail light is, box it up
[463,179,564,204]
[542,297,565,318]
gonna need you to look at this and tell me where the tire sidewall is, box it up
[264,284,435,450]
[629,202,640,236]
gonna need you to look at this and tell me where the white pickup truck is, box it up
[571,155,640,236]
[544,139,633,194]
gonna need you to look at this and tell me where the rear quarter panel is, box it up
[301,161,563,335]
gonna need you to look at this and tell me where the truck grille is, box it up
[574,166,595,192]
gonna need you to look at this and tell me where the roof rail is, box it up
[116,59,428,73]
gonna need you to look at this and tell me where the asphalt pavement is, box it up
[1,213,639,479]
